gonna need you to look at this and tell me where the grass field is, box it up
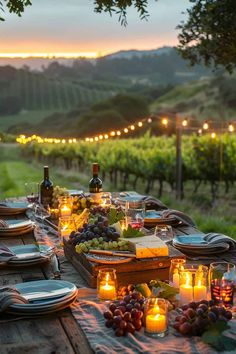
[1,143,236,239]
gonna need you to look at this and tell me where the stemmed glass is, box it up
[25,182,39,210]
[125,200,145,230]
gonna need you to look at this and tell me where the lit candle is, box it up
[146,307,167,334]
[60,225,71,237]
[173,269,180,288]
[180,272,193,304]
[98,274,116,300]
[60,205,72,217]
[194,279,207,302]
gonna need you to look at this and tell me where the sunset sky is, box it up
[0,0,191,57]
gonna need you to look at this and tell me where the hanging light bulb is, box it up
[228,123,234,132]
[110,131,116,136]
[95,136,99,141]
[124,128,129,133]
[138,121,143,127]
[116,131,121,136]
[130,125,135,130]
[198,129,202,135]
[211,132,216,139]
[99,135,103,140]
[182,119,188,127]
[147,117,153,123]
[203,121,209,130]
[90,138,94,142]
[104,134,109,139]
[161,117,168,126]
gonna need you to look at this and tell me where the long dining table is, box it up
[0,200,236,354]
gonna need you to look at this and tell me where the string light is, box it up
[162,118,168,126]
[203,121,209,130]
[228,123,234,132]
[16,115,236,145]
[211,132,216,139]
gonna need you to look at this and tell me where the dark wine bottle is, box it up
[40,166,53,207]
[89,163,103,193]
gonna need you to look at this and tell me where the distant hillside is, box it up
[104,47,172,60]
[0,67,127,112]
[151,74,236,119]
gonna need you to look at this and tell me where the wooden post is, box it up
[176,115,182,199]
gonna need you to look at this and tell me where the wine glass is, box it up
[125,200,145,230]
[25,182,39,209]
[154,225,173,242]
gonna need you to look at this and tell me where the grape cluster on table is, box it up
[68,216,129,253]
[173,300,232,336]
[103,285,145,337]
[90,205,110,217]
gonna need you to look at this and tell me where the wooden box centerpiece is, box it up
[63,239,185,288]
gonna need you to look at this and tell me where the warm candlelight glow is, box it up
[173,269,180,288]
[194,279,207,302]
[60,205,72,217]
[145,300,168,337]
[97,270,117,301]
[162,118,168,126]
[180,272,193,305]
[146,313,167,334]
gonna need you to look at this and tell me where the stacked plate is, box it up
[0,219,34,236]
[4,244,54,267]
[4,280,78,316]
[173,234,230,255]
[144,209,176,227]
[0,202,28,216]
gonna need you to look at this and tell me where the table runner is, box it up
[29,209,236,353]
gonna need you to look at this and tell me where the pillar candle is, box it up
[146,313,167,334]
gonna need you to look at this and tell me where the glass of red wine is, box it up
[125,200,145,230]
[25,182,39,208]
[209,262,235,308]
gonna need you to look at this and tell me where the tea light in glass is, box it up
[179,270,193,305]
[100,193,111,208]
[58,216,76,243]
[193,265,208,302]
[169,258,186,288]
[145,298,168,338]
[58,196,73,217]
[97,268,117,301]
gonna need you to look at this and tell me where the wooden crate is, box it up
[64,240,185,288]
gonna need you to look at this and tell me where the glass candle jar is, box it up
[169,258,186,288]
[100,192,111,208]
[179,265,208,305]
[58,196,73,217]
[144,298,168,338]
[209,262,235,308]
[97,268,117,301]
[58,216,76,244]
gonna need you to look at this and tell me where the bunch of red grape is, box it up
[90,205,110,217]
[103,285,145,337]
[173,300,232,336]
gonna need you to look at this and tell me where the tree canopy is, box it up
[1,0,236,72]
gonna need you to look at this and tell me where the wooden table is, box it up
[1,211,235,354]
[0,214,93,354]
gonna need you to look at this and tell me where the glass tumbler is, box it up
[97,268,117,301]
[144,298,168,338]
[169,258,186,288]
[209,262,235,307]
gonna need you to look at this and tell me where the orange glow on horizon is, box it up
[0,52,103,59]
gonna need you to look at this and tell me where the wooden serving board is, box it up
[63,239,185,288]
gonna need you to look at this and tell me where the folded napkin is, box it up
[204,233,236,249]
[161,209,196,227]
[117,191,168,211]
[0,219,8,228]
[0,245,16,262]
[0,287,29,313]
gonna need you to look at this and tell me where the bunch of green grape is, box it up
[72,194,94,212]
[75,238,129,254]
[52,186,69,208]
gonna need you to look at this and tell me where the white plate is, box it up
[15,280,77,301]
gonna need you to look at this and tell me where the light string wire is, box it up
[16,114,235,144]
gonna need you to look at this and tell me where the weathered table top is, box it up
[0,210,235,354]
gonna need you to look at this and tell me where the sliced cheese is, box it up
[125,235,168,258]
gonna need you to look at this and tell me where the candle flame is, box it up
[197,279,202,287]
[186,272,191,286]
